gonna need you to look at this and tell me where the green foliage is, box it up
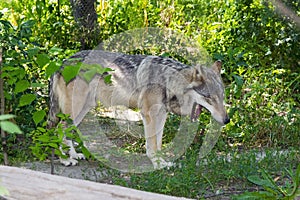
[32,110,47,125]
[98,0,153,38]
[1,17,45,131]
[61,64,81,84]
[0,14,73,161]
[0,115,22,134]
[0,0,80,49]
[223,67,300,148]
[30,113,90,161]
[234,164,300,199]
[77,63,113,83]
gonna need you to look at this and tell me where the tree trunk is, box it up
[70,0,100,50]
[0,48,9,166]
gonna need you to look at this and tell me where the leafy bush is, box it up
[0,14,74,161]
[30,113,90,162]
[1,0,80,49]
[0,17,43,155]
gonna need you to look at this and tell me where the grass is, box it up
[99,146,299,199]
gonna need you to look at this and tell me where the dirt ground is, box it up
[19,160,113,183]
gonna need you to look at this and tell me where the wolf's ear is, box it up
[212,60,222,74]
[192,66,204,82]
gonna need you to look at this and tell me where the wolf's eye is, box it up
[201,93,211,98]
[193,85,211,98]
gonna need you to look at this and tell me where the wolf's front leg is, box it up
[142,104,172,169]
[155,107,167,151]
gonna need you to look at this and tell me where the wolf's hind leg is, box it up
[56,78,87,166]
[66,138,85,160]
[58,138,78,166]
[59,138,85,166]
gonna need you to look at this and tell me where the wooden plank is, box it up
[0,166,192,200]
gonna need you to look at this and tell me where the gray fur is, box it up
[48,50,229,168]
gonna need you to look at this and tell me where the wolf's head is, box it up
[186,61,230,125]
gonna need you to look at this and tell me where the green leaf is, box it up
[56,113,69,119]
[36,53,50,68]
[14,80,30,93]
[0,121,22,134]
[66,132,75,139]
[0,114,15,121]
[20,19,36,29]
[247,175,275,189]
[33,110,46,125]
[54,149,67,158]
[48,143,58,148]
[36,135,51,142]
[80,63,101,71]
[79,63,113,83]
[288,164,300,197]
[27,47,40,57]
[82,68,97,82]
[19,94,36,107]
[81,146,91,158]
[102,67,113,74]
[4,91,12,100]
[80,63,113,74]
[247,171,280,192]
[36,127,46,132]
[61,64,81,84]
[98,67,113,74]
[260,169,281,192]
[31,82,45,88]
[104,74,112,84]
[49,46,63,55]
[295,164,300,188]
[234,191,275,199]
[46,61,61,78]
[232,74,244,88]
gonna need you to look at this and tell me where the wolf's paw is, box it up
[151,157,173,170]
[70,152,85,160]
[60,158,78,166]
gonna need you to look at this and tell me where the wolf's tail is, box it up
[47,74,60,128]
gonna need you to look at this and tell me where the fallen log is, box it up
[0,166,191,200]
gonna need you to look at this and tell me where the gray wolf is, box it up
[48,50,230,169]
